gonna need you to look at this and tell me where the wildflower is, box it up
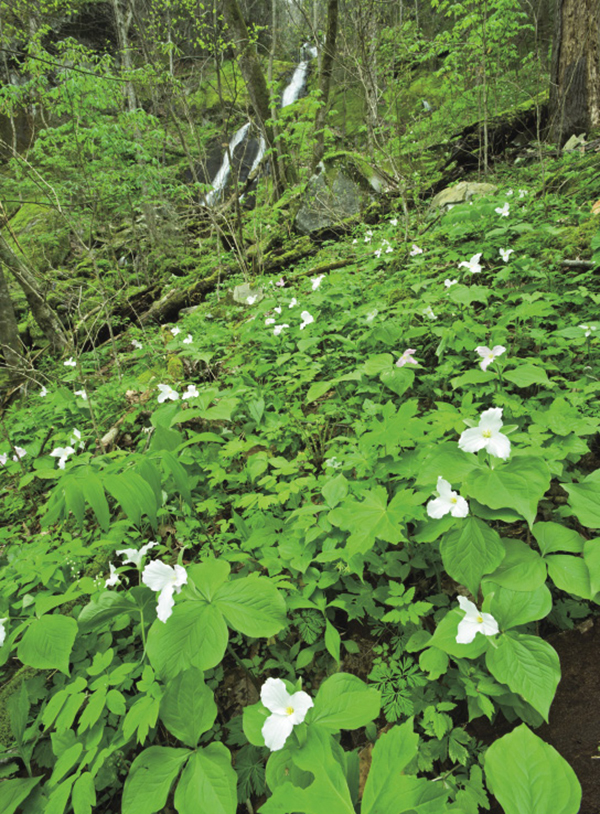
[142,560,188,623]
[0,453,7,466]
[170,327,181,336]
[182,384,199,400]
[132,339,143,350]
[265,318,276,326]
[105,563,121,588]
[475,345,506,371]
[444,279,458,288]
[275,278,285,287]
[409,244,423,256]
[518,189,527,198]
[311,274,325,290]
[427,477,469,519]
[247,295,258,305]
[352,239,358,244]
[366,309,378,323]
[157,384,179,403]
[116,541,157,568]
[396,349,418,367]
[260,678,314,752]
[423,306,437,320]
[273,324,289,336]
[0,618,7,647]
[74,389,87,400]
[458,253,482,274]
[274,306,282,315]
[364,231,373,244]
[374,249,382,258]
[183,334,193,344]
[458,407,511,460]
[390,218,398,226]
[64,357,76,368]
[12,447,26,462]
[580,324,597,338]
[506,189,514,196]
[289,298,298,309]
[499,248,514,262]
[70,429,84,449]
[456,596,498,644]
[300,311,314,330]
[40,386,48,397]
[50,446,75,469]
[385,246,393,254]
[325,457,342,469]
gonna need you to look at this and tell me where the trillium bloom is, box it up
[64,357,76,367]
[506,189,514,197]
[157,384,179,403]
[40,386,48,397]
[273,324,289,336]
[142,560,188,623]
[74,389,87,400]
[275,278,285,287]
[495,202,510,217]
[105,563,121,588]
[366,309,378,323]
[385,246,393,254]
[396,348,418,367]
[427,477,469,519]
[311,274,325,290]
[475,345,506,371]
[132,339,143,350]
[410,244,423,256]
[182,384,199,400]
[300,311,314,330]
[444,279,458,288]
[458,407,511,460]
[289,298,298,308]
[374,249,382,258]
[246,295,258,305]
[458,253,482,274]
[265,318,276,326]
[390,218,398,226]
[518,189,527,198]
[580,324,597,338]
[50,446,75,469]
[274,306,282,315]
[183,334,193,344]
[456,596,499,644]
[116,541,157,567]
[499,248,514,262]
[423,306,437,320]
[0,618,7,646]
[0,453,7,466]
[70,429,85,449]
[170,327,181,336]
[12,447,26,461]
[260,678,314,751]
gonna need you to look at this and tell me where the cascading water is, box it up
[204,122,250,206]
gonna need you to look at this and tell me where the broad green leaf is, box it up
[187,560,230,601]
[451,369,494,389]
[583,537,600,595]
[363,353,394,375]
[160,668,217,748]
[485,633,560,721]
[103,473,158,528]
[173,744,237,814]
[158,450,192,505]
[532,522,584,555]
[81,471,110,532]
[71,772,96,814]
[311,674,380,733]
[361,719,419,814]
[306,380,336,403]
[0,776,42,814]
[8,681,30,746]
[483,583,552,630]
[546,554,591,599]
[242,701,270,747]
[485,724,581,814]
[17,615,77,676]
[121,746,190,814]
[214,576,287,638]
[564,470,600,528]
[504,364,550,388]
[440,517,505,597]
[416,443,478,487]
[466,457,551,528]
[322,474,349,508]
[418,647,449,679]
[482,538,547,592]
[49,742,83,786]
[379,367,414,398]
[77,590,138,634]
[146,600,228,679]
[64,480,85,528]
[324,620,341,663]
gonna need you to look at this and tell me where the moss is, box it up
[167,356,185,379]
[0,666,39,748]
[4,200,70,272]
[557,217,599,257]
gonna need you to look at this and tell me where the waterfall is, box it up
[281,61,310,107]
[204,122,250,206]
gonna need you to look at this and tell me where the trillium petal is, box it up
[485,432,511,460]
[479,407,503,433]
[457,596,477,616]
[156,584,176,622]
[262,713,294,751]
[436,477,453,498]
[261,677,291,714]
[427,496,451,519]
[450,496,469,518]
[456,617,480,644]
[142,560,177,592]
[288,691,314,724]
[458,427,487,454]
[480,612,499,636]
[117,547,140,566]
[172,564,188,591]
[0,618,7,647]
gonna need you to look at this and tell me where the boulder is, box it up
[431,181,498,210]
[295,161,377,235]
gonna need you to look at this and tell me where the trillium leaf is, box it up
[362,353,394,375]
[466,457,551,528]
[311,673,380,733]
[532,521,584,555]
[379,367,414,398]
[78,590,139,634]
[483,583,552,630]
[173,744,237,814]
[451,369,495,389]
[146,600,228,679]
[440,517,505,597]
[121,746,190,814]
[545,554,592,599]
[504,363,550,388]
[81,469,110,531]
[321,474,349,508]
[482,538,546,592]
[485,632,560,722]
[564,470,600,529]
[416,442,478,487]
[188,560,230,601]
[583,537,600,595]
[242,701,270,747]
[213,576,287,638]
[17,615,77,676]
[160,668,217,748]
[484,724,581,814]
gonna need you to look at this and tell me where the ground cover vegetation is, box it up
[0,0,599,812]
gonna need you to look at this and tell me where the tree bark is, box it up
[549,0,600,145]
[0,234,69,354]
[312,0,339,169]
[0,264,25,377]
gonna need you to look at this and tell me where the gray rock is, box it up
[295,169,364,234]
[431,181,498,210]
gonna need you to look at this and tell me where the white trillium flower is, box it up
[385,246,393,253]
[105,563,121,588]
[182,384,199,400]
[423,306,437,320]
[74,389,87,400]
[456,596,499,644]
[275,278,285,287]
[289,298,298,308]
[132,339,143,350]
[374,249,382,258]
[580,324,597,338]
[390,218,398,226]
[427,477,469,519]
[274,306,282,315]
[366,309,378,323]
[458,253,482,274]
[64,357,77,367]
[40,386,48,397]
[273,324,289,336]
[0,453,7,466]
[183,334,193,344]
[311,274,325,291]
[12,447,26,461]
[300,311,314,330]
[499,248,514,262]
[50,446,75,469]
[475,345,506,371]
[444,279,458,288]
[506,189,514,197]
[458,407,511,460]
[410,244,423,256]
[157,384,179,403]
[518,189,527,198]
[116,541,157,568]
[246,295,258,305]
[70,428,85,449]
[170,327,181,336]
[260,678,314,751]
[396,348,418,367]
[142,560,188,623]
[495,202,510,217]
[265,318,276,326]
[0,618,7,647]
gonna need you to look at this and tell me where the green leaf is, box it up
[466,457,551,528]
[361,719,419,814]
[483,583,552,630]
[546,555,591,599]
[242,701,270,747]
[311,674,380,733]
[321,474,349,509]
[157,450,192,505]
[187,560,230,601]
[482,538,547,592]
[440,517,505,597]
[160,668,217,748]
[583,537,600,595]
[103,473,158,529]
[418,647,449,680]
[324,621,341,663]
[415,443,477,487]
[564,470,600,528]
[213,576,287,638]
[485,724,581,814]
[306,380,336,403]
[429,607,491,660]
[81,470,110,532]
[0,777,42,814]
[485,633,560,721]
[173,744,237,814]
[17,616,77,676]
[8,681,29,747]
[532,522,584,555]
[504,364,550,388]
[379,367,414,398]
[71,772,96,814]
[363,353,394,375]
[77,590,138,634]
[146,600,228,680]
[451,369,494,389]
[121,746,190,814]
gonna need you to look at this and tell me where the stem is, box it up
[227,644,261,694]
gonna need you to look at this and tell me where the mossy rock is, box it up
[557,217,598,257]
[4,201,70,272]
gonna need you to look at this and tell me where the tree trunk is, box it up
[0,234,69,354]
[0,264,25,378]
[549,0,600,145]
[312,0,339,169]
